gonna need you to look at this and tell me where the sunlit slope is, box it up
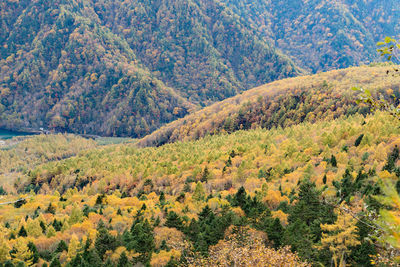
[21,111,399,197]
[0,135,97,192]
[138,65,400,147]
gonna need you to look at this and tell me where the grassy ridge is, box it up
[138,65,400,147]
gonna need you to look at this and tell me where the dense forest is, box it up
[223,0,400,72]
[1,0,400,137]
[0,110,399,266]
[2,0,400,266]
[138,65,400,146]
[0,0,300,137]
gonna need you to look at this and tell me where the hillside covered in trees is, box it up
[0,0,300,137]
[138,65,400,146]
[2,0,400,266]
[1,0,399,137]
[0,110,400,266]
[222,0,400,72]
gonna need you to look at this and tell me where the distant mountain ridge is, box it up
[222,0,400,72]
[1,0,399,137]
[0,0,299,137]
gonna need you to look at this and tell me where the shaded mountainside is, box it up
[0,0,194,137]
[93,0,300,103]
[2,0,399,138]
[0,0,300,137]
[222,0,400,72]
[137,65,400,147]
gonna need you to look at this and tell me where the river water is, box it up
[0,129,34,139]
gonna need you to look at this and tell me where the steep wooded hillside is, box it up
[223,0,400,72]
[2,0,399,137]
[138,65,400,147]
[0,0,300,137]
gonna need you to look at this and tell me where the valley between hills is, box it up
[1,64,400,266]
[2,0,400,266]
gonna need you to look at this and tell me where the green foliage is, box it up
[50,257,61,267]
[354,134,364,147]
[377,37,400,63]
[55,241,68,253]
[127,217,154,264]
[17,226,27,237]
[165,211,184,230]
[185,205,233,255]
[94,223,117,259]
[27,242,39,264]
[383,145,400,173]
[284,180,335,263]
[117,252,130,267]
[330,155,337,168]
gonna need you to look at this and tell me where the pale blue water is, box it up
[0,129,33,139]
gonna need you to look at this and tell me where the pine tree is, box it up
[11,239,33,266]
[165,256,179,267]
[285,179,335,263]
[331,155,337,167]
[165,211,183,230]
[17,226,27,237]
[319,204,361,267]
[201,167,210,182]
[193,182,205,202]
[159,192,166,205]
[117,208,122,216]
[55,240,68,253]
[95,225,117,259]
[46,203,56,214]
[27,242,39,264]
[354,134,364,147]
[130,219,154,264]
[267,218,284,248]
[117,251,130,267]
[39,221,46,233]
[49,257,61,267]
[233,186,247,207]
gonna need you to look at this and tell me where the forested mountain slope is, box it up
[138,65,400,147]
[0,0,300,137]
[0,111,399,265]
[93,0,300,103]
[223,0,400,72]
[2,0,399,137]
[0,0,195,137]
